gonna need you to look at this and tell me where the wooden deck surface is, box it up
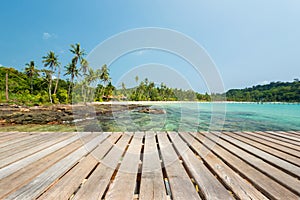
[0,131,300,200]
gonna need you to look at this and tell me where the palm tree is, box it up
[5,70,8,101]
[53,63,61,95]
[25,61,39,94]
[100,64,110,86]
[3,67,15,102]
[42,51,60,103]
[121,82,126,97]
[70,43,86,67]
[80,58,89,76]
[65,62,79,100]
[99,64,111,100]
[83,68,103,102]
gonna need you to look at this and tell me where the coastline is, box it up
[89,101,300,105]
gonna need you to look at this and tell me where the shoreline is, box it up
[88,101,300,105]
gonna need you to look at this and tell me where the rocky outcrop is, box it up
[138,108,166,114]
[0,103,146,125]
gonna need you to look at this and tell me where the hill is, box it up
[226,80,300,102]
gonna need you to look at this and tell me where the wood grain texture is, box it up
[0,131,299,200]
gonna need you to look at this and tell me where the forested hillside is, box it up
[226,80,300,102]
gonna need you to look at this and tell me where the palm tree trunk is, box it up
[68,76,74,102]
[49,78,53,104]
[53,67,60,95]
[82,85,86,103]
[5,72,8,102]
[30,78,33,94]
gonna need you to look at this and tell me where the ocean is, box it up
[84,102,300,132]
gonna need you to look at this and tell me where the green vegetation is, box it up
[226,80,300,102]
[119,78,211,101]
[0,43,212,105]
[1,43,299,104]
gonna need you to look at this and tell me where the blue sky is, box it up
[0,0,300,92]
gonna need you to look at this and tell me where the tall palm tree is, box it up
[100,64,110,86]
[65,62,79,100]
[80,58,89,76]
[70,43,86,67]
[53,63,61,95]
[3,67,15,102]
[25,61,39,94]
[42,51,60,103]
[99,64,111,99]
[5,69,8,101]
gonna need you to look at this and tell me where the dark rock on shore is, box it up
[138,108,166,114]
[0,103,147,126]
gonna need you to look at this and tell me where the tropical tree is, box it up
[135,75,139,84]
[5,69,8,101]
[80,58,89,76]
[98,64,111,99]
[99,64,110,86]
[25,61,39,94]
[70,43,85,67]
[53,62,61,95]
[42,51,60,103]
[82,67,101,102]
[2,67,16,102]
[64,61,79,101]
[121,82,126,97]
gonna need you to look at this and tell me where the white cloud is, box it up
[0,64,3,67]
[43,32,57,40]
[258,80,270,85]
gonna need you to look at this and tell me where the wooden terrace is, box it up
[0,131,300,200]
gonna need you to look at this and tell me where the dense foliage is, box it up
[1,43,299,104]
[118,79,211,101]
[226,80,300,102]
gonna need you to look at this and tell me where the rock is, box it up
[138,108,166,114]
[20,108,30,112]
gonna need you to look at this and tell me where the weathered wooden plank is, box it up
[213,131,300,180]
[37,133,122,200]
[255,131,300,146]
[0,133,47,148]
[199,134,300,197]
[288,131,300,136]
[168,132,234,200]
[140,132,167,200]
[277,131,300,139]
[0,136,87,199]
[0,133,74,168]
[223,132,300,167]
[0,134,79,180]
[0,132,19,138]
[193,132,300,199]
[265,131,300,142]
[106,132,144,200]
[72,133,132,200]
[4,133,109,200]
[0,132,69,158]
[244,131,300,151]
[0,132,29,142]
[157,132,201,200]
[232,131,300,159]
[179,132,268,200]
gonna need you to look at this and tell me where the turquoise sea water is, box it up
[90,103,300,132]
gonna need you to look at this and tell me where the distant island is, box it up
[0,43,299,105]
